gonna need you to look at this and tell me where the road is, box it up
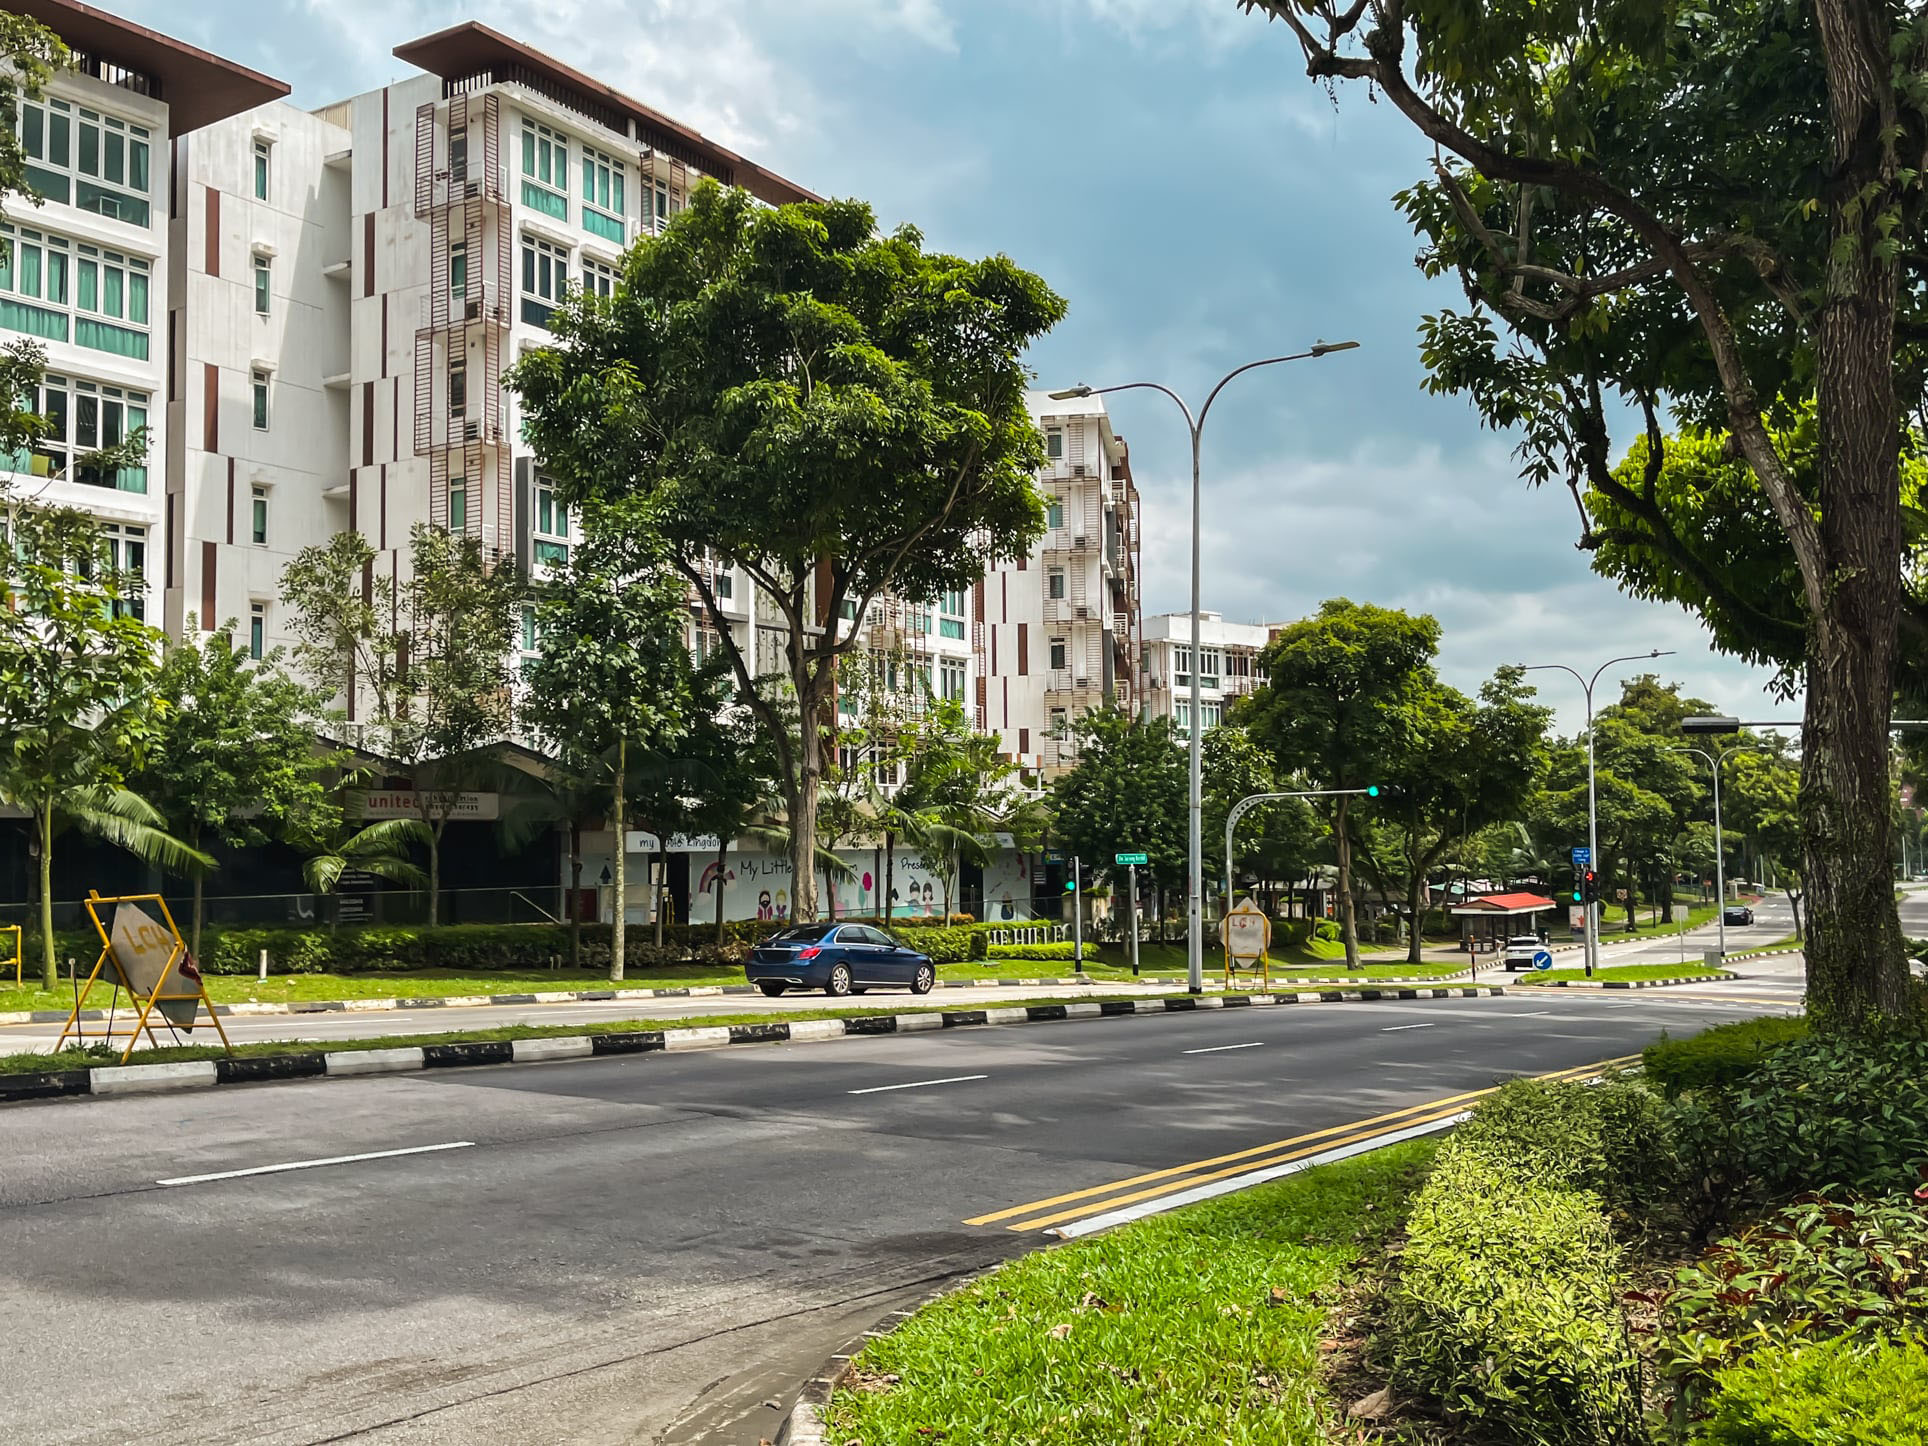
[1,974,1797,1446]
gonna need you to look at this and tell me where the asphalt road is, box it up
[1,974,1797,1446]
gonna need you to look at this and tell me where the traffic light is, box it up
[1582,869,1598,904]
[1366,785,1381,797]
[1064,875,1077,893]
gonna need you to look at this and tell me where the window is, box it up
[448,129,468,184]
[250,485,268,545]
[3,226,151,358]
[252,139,270,201]
[694,626,725,664]
[837,598,858,622]
[1175,701,1192,735]
[715,566,732,599]
[1198,648,1220,690]
[248,602,265,659]
[251,370,269,430]
[1046,497,1064,531]
[1047,568,1066,600]
[449,475,468,534]
[449,242,467,304]
[1049,706,1068,736]
[253,253,272,315]
[448,358,467,417]
[533,474,569,566]
[18,98,151,226]
[102,523,146,620]
[940,659,965,702]
[520,604,537,653]
[520,235,569,327]
[1174,645,1190,688]
[3,374,150,492]
[939,587,966,639]
[648,172,682,230]
[581,147,625,243]
[519,120,569,220]
[580,256,618,298]
[1049,637,1068,671]
[1202,702,1221,731]
[1045,430,1063,459]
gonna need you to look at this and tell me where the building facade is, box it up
[1141,611,1280,738]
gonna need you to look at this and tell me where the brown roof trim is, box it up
[392,22,819,207]
[10,0,288,133]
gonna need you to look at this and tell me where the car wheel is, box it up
[911,963,934,995]
[824,963,853,997]
[757,982,785,998]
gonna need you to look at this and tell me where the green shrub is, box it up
[1669,1032,1928,1203]
[1451,1077,1677,1216]
[1690,1335,1928,1446]
[1312,919,1340,943]
[1272,918,1313,946]
[986,941,1077,961]
[1643,1017,1810,1098]
[1655,1192,1928,1418]
[885,924,983,964]
[1388,1139,1644,1445]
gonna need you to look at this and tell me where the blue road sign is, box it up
[1532,950,1554,971]
[1570,847,1592,867]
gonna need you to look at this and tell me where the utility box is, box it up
[1704,949,1724,972]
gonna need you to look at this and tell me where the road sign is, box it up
[1114,851,1148,866]
[1570,846,1591,866]
[1220,899,1270,964]
[1532,949,1554,972]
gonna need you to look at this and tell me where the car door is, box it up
[840,925,886,984]
[868,926,916,984]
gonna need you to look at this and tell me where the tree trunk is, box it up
[1659,870,1675,926]
[38,801,56,991]
[1335,797,1360,970]
[714,838,728,945]
[1405,864,1426,965]
[786,670,826,922]
[426,820,442,928]
[569,820,582,970]
[189,820,206,963]
[611,737,627,983]
[1624,857,1637,932]
[1789,890,1805,943]
[884,830,895,921]
[654,843,668,948]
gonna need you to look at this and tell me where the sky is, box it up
[129,0,1792,732]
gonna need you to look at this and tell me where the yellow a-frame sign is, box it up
[1220,897,1272,993]
[55,892,234,1063]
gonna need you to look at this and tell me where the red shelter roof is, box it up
[1450,892,1557,916]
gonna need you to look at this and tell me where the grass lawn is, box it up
[826,1138,1439,1446]
[0,958,1175,1016]
[1088,941,1470,980]
[1516,962,1734,985]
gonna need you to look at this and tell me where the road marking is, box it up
[963,1054,1638,1228]
[1512,1011,1554,1017]
[848,1073,988,1095]
[1182,1042,1263,1055]
[1381,1023,1435,1032]
[157,1141,475,1187]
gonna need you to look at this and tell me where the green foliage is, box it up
[1450,1077,1677,1217]
[1388,1137,1644,1445]
[888,923,984,964]
[1689,1335,1928,1446]
[1642,1017,1811,1098]
[1203,724,1323,893]
[1667,1032,1928,1204]
[1656,1195,1928,1421]
[986,941,1077,961]
[1050,708,1188,887]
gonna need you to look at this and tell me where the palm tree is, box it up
[302,817,430,926]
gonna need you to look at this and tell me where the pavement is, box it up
[0,963,1802,1446]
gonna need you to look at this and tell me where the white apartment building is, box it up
[980,393,1142,776]
[1,0,286,625]
[1141,611,1280,737]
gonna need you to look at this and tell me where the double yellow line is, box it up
[965,1053,1642,1233]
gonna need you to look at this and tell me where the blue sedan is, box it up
[744,923,936,998]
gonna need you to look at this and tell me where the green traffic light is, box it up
[1064,879,1077,892]
[1366,785,1380,797]
[1571,889,1583,902]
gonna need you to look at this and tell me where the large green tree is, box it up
[522,536,695,982]
[509,184,1064,918]
[1202,724,1323,917]
[1244,0,1928,1031]
[137,625,333,957]
[1245,600,1441,969]
[1051,709,1188,931]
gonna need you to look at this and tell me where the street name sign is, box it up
[1114,851,1148,866]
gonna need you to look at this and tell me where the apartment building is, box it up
[1141,611,1280,737]
[979,393,1142,776]
[1,0,286,626]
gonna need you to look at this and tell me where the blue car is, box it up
[744,923,936,998]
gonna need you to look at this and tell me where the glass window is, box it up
[520,236,570,328]
[519,121,569,219]
[30,104,152,225]
[1047,569,1065,600]
[1046,498,1063,530]
[450,242,467,302]
[940,659,965,701]
[449,358,467,417]
[582,147,625,243]
[1045,430,1063,459]
[9,375,151,492]
[249,602,265,660]
[251,485,268,545]
[252,370,269,430]
[449,131,468,183]
[581,257,618,298]
[102,523,146,620]
[533,474,569,566]
[1049,638,1067,670]
[450,476,468,534]
[254,255,270,315]
[253,139,270,201]
[520,603,536,653]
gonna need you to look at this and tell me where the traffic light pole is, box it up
[1071,855,1083,972]
[1224,786,1382,946]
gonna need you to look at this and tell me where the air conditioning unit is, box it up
[463,296,484,323]
[1072,463,1088,478]
[1073,604,1090,619]
[1073,534,1089,548]
[462,418,483,443]
[1075,676,1092,689]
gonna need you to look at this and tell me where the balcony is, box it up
[1042,595,1096,624]
[419,285,510,332]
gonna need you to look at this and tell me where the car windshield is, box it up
[1507,937,1541,948]
[767,924,835,943]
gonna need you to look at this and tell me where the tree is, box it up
[1245,600,1442,969]
[136,624,332,957]
[1244,0,1923,1030]
[0,510,195,985]
[1202,723,1323,916]
[678,697,772,944]
[282,525,520,926]
[302,812,431,920]
[522,537,695,983]
[1051,709,1188,932]
[894,703,1033,920]
[510,184,1064,919]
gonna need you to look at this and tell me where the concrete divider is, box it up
[511,1037,594,1063]
[322,1047,425,1076]
[90,1060,219,1094]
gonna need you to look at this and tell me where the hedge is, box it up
[986,941,1078,961]
[1642,1016,1810,1098]
[1693,1335,1928,1446]
[1271,918,1340,947]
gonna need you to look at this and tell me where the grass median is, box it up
[1515,962,1735,985]
[827,1138,1438,1446]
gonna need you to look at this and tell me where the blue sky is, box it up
[132,0,1790,730]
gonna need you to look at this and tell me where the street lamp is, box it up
[1224,786,1380,933]
[1519,649,1675,976]
[1669,741,1770,957]
[1051,341,1362,994]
